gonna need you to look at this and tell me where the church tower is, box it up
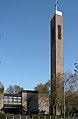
[50,2,64,115]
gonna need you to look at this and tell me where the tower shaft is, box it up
[51,10,64,76]
[50,10,64,115]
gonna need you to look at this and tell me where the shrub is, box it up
[0,112,6,119]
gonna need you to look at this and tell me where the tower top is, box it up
[54,0,62,16]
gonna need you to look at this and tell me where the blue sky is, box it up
[0,0,78,90]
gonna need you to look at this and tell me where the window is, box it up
[18,97,21,104]
[52,27,54,42]
[58,25,61,39]
[9,96,12,102]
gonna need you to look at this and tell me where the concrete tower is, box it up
[0,85,4,111]
[50,8,64,115]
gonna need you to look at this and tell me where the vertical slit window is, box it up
[52,27,54,42]
[58,25,61,39]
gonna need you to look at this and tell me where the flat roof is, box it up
[4,93,21,97]
[55,10,62,16]
[19,90,38,93]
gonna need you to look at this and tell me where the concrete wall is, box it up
[21,90,38,113]
[27,91,38,111]
[22,91,27,111]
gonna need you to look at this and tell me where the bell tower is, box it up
[50,1,64,115]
